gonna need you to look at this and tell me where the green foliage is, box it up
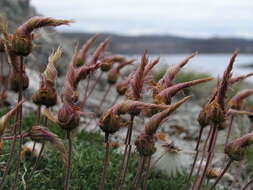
[0,113,193,190]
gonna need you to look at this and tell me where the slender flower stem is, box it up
[187,126,204,184]
[82,71,103,107]
[193,126,218,190]
[64,130,72,190]
[209,159,233,190]
[143,156,152,190]
[2,133,28,140]
[97,85,112,114]
[118,115,135,189]
[12,56,24,190]
[80,75,91,109]
[242,177,253,190]
[132,156,147,189]
[31,106,41,160]
[192,126,212,189]
[99,132,109,190]
[29,116,48,177]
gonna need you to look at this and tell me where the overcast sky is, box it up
[31,0,253,38]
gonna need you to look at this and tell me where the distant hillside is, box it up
[62,32,253,54]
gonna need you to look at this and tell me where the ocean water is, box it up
[129,54,253,82]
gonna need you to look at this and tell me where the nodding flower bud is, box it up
[197,105,210,128]
[116,80,129,96]
[135,133,156,156]
[229,89,253,110]
[11,16,72,56]
[9,69,29,92]
[225,132,253,161]
[99,110,127,134]
[205,99,226,125]
[32,80,57,107]
[100,55,126,72]
[107,59,134,85]
[57,103,80,130]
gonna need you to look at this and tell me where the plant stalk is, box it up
[99,132,109,190]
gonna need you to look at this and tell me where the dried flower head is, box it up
[11,16,72,56]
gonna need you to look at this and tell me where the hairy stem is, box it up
[132,156,147,189]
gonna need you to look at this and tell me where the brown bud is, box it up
[197,106,209,128]
[225,132,253,161]
[11,34,32,56]
[99,110,126,134]
[32,80,57,107]
[135,133,156,156]
[57,103,80,130]
[205,100,226,125]
[9,69,29,92]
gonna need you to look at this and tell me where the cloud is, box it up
[31,0,253,38]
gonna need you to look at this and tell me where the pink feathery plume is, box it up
[145,96,191,135]
[229,72,253,85]
[129,52,148,100]
[76,34,100,66]
[159,52,197,88]
[229,89,253,110]
[216,50,238,110]
[155,77,213,104]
